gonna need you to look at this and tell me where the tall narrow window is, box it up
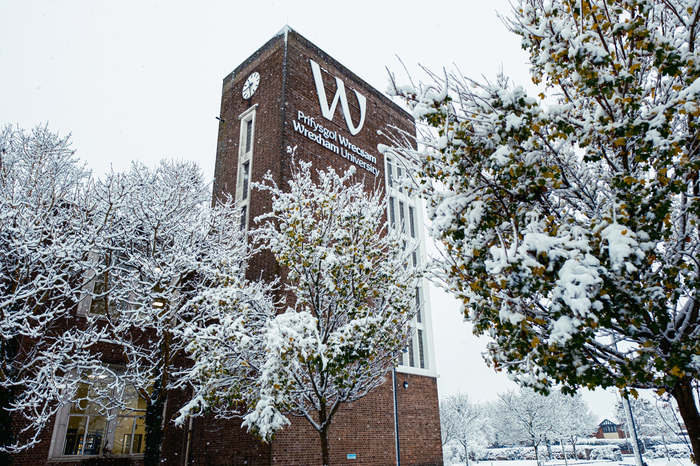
[415,287,422,323]
[387,157,394,188]
[240,205,247,231]
[389,197,396,228]
[245,119,253,153]
[242,162,250,200]
[418,330,425,369]
[385,154,433,374]
[237,106,256,232]
[409,206,418,265]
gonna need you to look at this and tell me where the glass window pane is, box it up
[388,197,395,229]
[240,205,247,231]
[63,416,87,455]
[415,288,422,323]
[408,337,415,367]
[70,381,109,415]
[89,273,109,315]
[409,206,416,238]
[418,330,426,369]
[83,416,107,455]
[114,417,136,455]
[133,416,146,453]
[120,384,147,413]
[387,158,394,188]
[242,162,250,200]
[245,119,253,153]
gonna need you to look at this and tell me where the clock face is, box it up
[242,72,260,99]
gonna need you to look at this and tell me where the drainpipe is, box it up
[393,368,401,466]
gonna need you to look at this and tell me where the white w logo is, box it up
[310,59,366,136]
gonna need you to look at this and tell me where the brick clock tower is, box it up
[210,26,442,466]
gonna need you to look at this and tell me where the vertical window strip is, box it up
[409,206,416,238]
[415,287,422,323]
[245,119,253,153]
[387,157,394,188]
[399,201,405,233]
[389,197,396,229]
[242,162,250,200]
[397,166,403,192]
[418,330,425,369]
[240,205,247,231]
[408,338,415,367]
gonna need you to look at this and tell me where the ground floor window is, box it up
[50,373,147,458]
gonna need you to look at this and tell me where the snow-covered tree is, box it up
[0,125,113,457]
[493,388,560,462]
[615,394,686,458]
[440,393,490,465]
[89,160,249,466]
[232,158,420,466]
[387,0,700,459]
[552,391,597,460]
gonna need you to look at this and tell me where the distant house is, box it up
[595,419,626,439]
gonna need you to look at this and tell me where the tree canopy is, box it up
[178,158,420,466]
[387,0,700,459]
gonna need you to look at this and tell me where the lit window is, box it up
[51,372,147,459]
[112,384,147,455]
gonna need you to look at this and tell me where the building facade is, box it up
[14,26,442,466]
[594,419,626,439]
[209,26,442,466]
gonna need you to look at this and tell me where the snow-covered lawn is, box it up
[449,458,693,466]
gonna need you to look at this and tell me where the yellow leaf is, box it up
[531,337,540,348]
[614,138,627,146]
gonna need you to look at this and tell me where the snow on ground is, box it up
[449,457,692,466]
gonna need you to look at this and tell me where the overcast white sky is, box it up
[2,0,628,421]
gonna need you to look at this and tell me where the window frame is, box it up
[384,155,437,376]
[47,371,149,460]
[236,105,257,232]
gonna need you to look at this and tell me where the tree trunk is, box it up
[143,376,167,466]
[319,426,331,466]
[534,442,540,465]
[671,377,700,463]
[570,438,577,460]
[561,438,569,466]
[0,336,17,465]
